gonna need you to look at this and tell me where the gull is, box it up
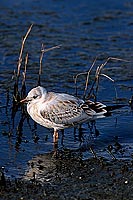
[20,86,122,145]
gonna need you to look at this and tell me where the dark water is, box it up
[0,0,133,178]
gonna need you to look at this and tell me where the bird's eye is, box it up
[33,95,38,99]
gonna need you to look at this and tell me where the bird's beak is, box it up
[20,98,28,104]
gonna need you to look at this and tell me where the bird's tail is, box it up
[104,104,128,116]
[82,99,128,118]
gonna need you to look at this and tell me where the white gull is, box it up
[20,86,112,144]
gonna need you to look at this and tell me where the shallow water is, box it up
[0,0,133,178]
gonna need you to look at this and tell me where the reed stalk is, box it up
[74,57,128,101]
[17,24,33,79]
[38,44,61,86]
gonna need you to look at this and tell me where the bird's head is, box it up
[20,86,47,104]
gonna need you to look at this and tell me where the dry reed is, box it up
[12,25,33,122]
[38,44,61,86]
[17,24,33,79]
[74,57,129,101]
[21,52,28,99]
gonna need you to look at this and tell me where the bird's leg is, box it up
[53,129,58,149]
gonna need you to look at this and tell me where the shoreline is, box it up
[1,150,133,200]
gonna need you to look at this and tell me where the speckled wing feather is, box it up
[81,100,107,116]
[40,92,107,126]
[40,92,85,126]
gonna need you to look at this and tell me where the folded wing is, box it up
[40,92,107,126]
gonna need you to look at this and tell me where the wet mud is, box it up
[1,148,133,200]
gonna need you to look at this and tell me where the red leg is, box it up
[53,129,58,149]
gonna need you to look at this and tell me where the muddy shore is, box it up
[1,149,133,200]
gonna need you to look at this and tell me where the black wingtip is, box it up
[105,104,128,112]
[103,104,128,117]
